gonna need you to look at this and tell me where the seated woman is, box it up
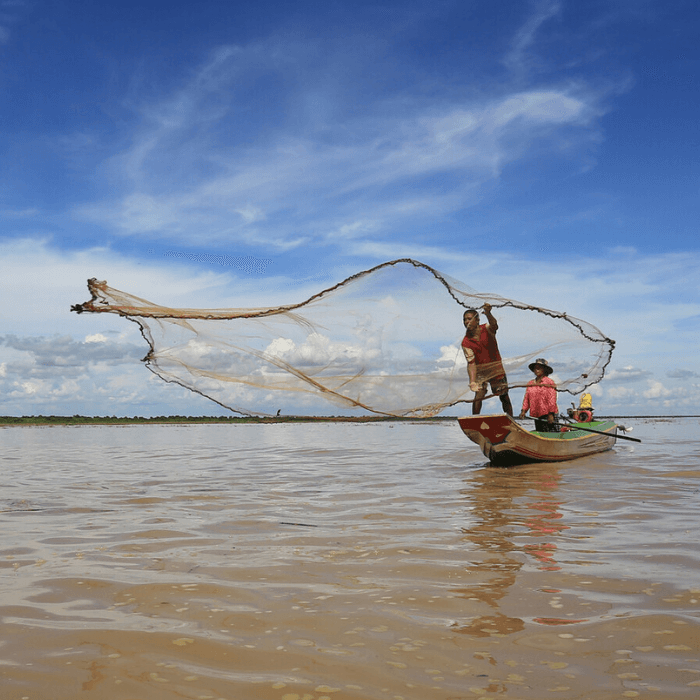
[519,358,559,432]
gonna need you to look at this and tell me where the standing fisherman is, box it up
[461,303,514,416]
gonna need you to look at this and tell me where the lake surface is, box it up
[1,418,699,699]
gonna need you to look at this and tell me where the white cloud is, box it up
[0,237,302,338]
[2,237,699,416]
[606,366,653,383]
[264,331,382,372]
[503,0,562,74]
[71,36,605,250]
[643,380,673,399]
[20,380,37,395]
[602,376,700,416]
[605,385,638,401]
[438,344,464,366]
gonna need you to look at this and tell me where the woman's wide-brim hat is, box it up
[528,358,553,375]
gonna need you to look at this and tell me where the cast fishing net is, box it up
[72,259,614,417]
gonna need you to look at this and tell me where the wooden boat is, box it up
[458,413,618,467]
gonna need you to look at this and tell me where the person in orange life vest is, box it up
[519,358,559,432]
[461,304,513,416]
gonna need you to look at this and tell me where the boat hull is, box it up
[458,414,617,467]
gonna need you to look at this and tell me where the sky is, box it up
[1,0,699,417]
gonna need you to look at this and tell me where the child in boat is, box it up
[519,358,559,432]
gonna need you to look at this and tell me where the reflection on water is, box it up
[456,468,529,637]
[455,466,574,637]
[522,469,567,571]
[1,419,699,699]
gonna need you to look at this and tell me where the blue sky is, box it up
[1,0,698,417]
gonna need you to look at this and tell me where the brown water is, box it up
[1,418,698,700]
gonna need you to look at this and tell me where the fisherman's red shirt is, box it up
[461,324,502,365]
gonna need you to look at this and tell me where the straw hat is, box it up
[528,358,553,375]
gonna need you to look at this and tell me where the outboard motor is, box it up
[567,393,594,422]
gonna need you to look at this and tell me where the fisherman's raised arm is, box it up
[482,303,498,333]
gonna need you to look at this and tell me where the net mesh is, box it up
[72,259,614,417]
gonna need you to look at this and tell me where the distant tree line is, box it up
[0,414,454,425]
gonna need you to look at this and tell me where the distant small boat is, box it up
[458,413,618,467]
